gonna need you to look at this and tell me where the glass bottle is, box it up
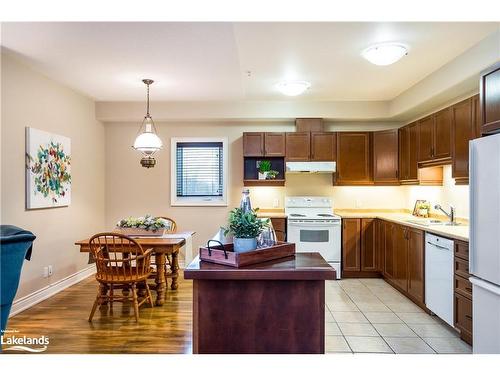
[240,188,252,213]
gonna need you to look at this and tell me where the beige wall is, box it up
[1,53,105,300]
[105,121,468,255]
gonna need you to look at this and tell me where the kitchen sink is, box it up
[404,219,462,226]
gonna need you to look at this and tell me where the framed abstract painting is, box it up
[25,127,71,209]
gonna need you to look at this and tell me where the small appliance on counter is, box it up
[285,196,341,279]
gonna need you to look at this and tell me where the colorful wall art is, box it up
[25,127,71,209]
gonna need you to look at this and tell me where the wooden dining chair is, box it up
[149,216,178,288]
[88,232,154,323]
[158,216,177,233]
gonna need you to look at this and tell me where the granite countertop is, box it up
[334,210,469,242]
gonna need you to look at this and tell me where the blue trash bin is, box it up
[0,225,36,335]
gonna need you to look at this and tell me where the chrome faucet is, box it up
[434,204,456,224]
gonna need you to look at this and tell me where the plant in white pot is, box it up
[257,160,279,180]
[222,208,269,253]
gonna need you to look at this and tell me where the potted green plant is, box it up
[257,160,279,180]
[222,208,269,252]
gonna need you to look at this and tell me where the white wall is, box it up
[1,53,106,300]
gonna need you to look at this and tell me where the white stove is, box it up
[285,197,341,279]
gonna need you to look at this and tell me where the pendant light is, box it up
[133,79,163,168]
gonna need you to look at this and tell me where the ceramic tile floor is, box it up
[324,278,472,354]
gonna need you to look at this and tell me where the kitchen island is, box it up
[184,252,336,354]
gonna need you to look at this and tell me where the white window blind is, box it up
[176,142,223,197]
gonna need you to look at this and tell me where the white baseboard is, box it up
[9,265,96,317]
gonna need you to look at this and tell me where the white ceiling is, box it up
[1,22,498,101]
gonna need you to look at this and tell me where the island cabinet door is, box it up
[384,221,396,280]
[342,218,361,272]
[286,132,311,161]
[310,132,336,161]
[373,129,399,184]
[394,225,409,292]
[243,132,264,156]
[407,227,425,304]
[360,218,377,271]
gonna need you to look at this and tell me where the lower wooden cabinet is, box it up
[383,221,396,280]
[342,218,379,276]
[270,218,287,242]
[342,218,361,272]
[454,239,473,345]
[393,225,409,292]
[407,228,425,303]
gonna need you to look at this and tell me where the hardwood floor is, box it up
[3,273,193,354]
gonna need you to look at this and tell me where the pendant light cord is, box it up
[146,82,150,117]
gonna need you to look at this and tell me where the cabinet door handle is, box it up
[465,314,472,320]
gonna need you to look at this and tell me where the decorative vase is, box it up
[258,171,268,180]
[233,237,258,253]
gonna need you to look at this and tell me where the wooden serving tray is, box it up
[199,241,295,268]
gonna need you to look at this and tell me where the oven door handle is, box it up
[288,221,339,227]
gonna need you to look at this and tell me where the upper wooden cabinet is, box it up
[473,94,481,139]
[418,108,452,166]
[243,132,285,156]
[373,129,399,185]
[295,118,324,133]
[452,98,474,185]
[285,132,311,161]
[243,132,286,157]
[399,123,419,184]
[336,132,373,185]
[243,132,264,156]
[311,132,336,161]
[479,61,500,135]
[264,132,286,156]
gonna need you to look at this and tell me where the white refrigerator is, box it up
[469,132,500,354]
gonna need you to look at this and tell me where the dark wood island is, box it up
[184,252,336,354]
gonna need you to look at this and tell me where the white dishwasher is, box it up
[425,233,454,326]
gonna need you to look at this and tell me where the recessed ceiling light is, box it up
[361,43,408,66]
[275,81,311,96]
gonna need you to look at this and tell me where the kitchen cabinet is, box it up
[399,123,419,184]
[407,227,424,304]
[376,219,385,273]
[336,132,373,185]
[418,109,452,166]
[393,225,408,292]
[264,133,286,156]
[295,118,324,133]
[373,129,399,185]
[270,217,286,242]
[310,132,336,161]
[479,61,500,135]
[473,94,481,138]
[342,219,361,272]
[361,218,377,271]
[285,132,311,161]
[454,240,473,345]
[243,132,286,157]
[452,98,474,185]
[383,221,396,280]
[243,132,264,156]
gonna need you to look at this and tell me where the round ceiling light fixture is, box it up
[361,43,408,66]
[275,80,311,96]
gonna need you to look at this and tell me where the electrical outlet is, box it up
[273,198,280,208]
[355,199,362,208]
[43,267,49,278]
[48,265,53,276]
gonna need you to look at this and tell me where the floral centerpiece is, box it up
[116,215,171,237]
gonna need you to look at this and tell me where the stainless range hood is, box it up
[286,161,336,173]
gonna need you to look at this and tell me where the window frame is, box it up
[170,137,229,207]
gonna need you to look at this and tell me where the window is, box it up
[171,137,228,206]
